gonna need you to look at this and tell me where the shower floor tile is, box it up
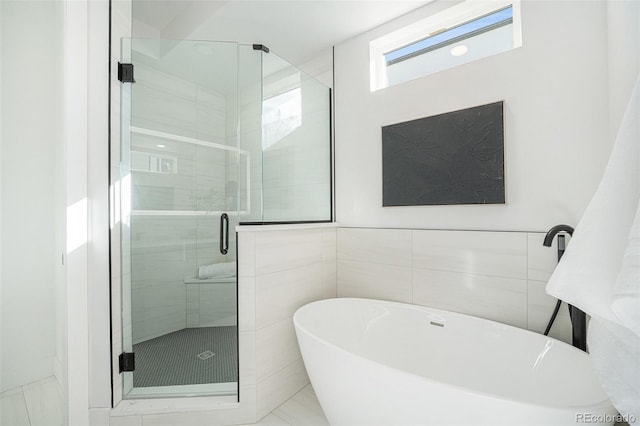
[132,326,238,388]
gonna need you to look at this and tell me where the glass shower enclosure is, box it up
[115,38,331,399]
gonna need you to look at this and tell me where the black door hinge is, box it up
[119,352,135,373]
[118,63,135,83]
[252,44,270,53]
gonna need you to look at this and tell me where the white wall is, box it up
[607,0,640,141]
[298,51,333,88]
[87,0,112,412]
[0,0,63,392]
[63,0,92,423]
[334,0,611,232]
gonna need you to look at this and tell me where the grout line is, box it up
[269,411,294,426]
[336,225,550,234]
[253,258,324,279]
[410,230,414,304]
[339,257,526,282]
[251,232,258,395]
[525,234,530,329]
[264,384,312,425]
[19,387,33,426]
[254,356,305,389]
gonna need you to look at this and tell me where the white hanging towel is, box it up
[546,76,640,421]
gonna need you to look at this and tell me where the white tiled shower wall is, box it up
[261,65,332,222]
[336,227,573,344]
[128,60,237,344]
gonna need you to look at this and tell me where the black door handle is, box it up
[220,213,229,255]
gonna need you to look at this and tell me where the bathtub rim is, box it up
[293,297,614,412]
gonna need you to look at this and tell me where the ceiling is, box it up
[132,0,433,73]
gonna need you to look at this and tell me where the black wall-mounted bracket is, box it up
[557,234,566,261]
[569,306,587,351]
[119,352,135,373]
[118,63,135,83]
[542,224,587,352]
[252,44,270,53]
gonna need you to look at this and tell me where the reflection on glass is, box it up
[262,87,302,150]
[261,52,331,222]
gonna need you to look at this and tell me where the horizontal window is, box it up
[384,6,513,65]
[370,1,522,91]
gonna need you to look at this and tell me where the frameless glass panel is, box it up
[260,52,331,222]
[237,44,264,224]
[120,38,241,399]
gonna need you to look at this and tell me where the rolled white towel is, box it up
[198,262,236,279]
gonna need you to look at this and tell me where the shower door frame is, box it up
[116,38,244,401]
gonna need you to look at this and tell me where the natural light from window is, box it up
[370,0,522,91]
[262,87,302,150]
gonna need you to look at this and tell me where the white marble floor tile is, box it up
[237,384,329,426]
[238,413,290,426]
[110,414,143,426]
[22,377,64,426]
[271,385,329,426]
[1,389,31,426]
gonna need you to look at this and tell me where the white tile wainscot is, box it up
[337,260,412,303]
[527,280,573,341]
[412,269,528,328]
[337,228,571,344]
[239,223,337,421]
[337,228,412,302]
[412,229,527,279]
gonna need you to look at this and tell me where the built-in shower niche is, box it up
[115,38,331,400]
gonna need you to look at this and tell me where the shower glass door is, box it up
[119,38,245,399]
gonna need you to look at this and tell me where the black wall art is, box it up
[382,101,505,206]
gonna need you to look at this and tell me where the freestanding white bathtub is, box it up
[294,298,617,426]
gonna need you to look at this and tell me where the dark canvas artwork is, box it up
[382,101,505,206]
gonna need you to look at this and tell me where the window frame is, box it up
[369,0,522,92]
